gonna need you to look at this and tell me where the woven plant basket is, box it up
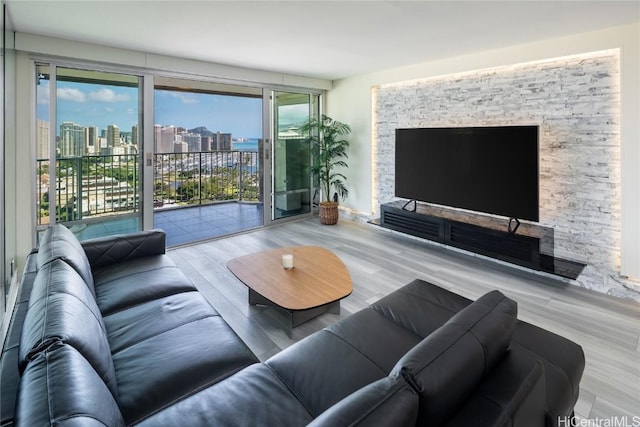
[319,202,339,225]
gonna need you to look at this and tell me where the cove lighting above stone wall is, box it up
[372,49,639,300]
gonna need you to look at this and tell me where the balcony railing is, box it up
[154,151,260,208]
[36,150,260,226]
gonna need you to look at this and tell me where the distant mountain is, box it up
[189,126,215,138]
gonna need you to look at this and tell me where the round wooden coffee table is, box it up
[227,246,352,336]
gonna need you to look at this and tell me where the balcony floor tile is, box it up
[70,202,262,247]
[155,202,263,247]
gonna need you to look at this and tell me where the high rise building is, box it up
[174,141,188,153]
[107,124,120,149]
[59,121,85,156]
[98,137,108,154]
[183,133,202,152]
[201,136,212,152]
[87,126,98,154]
[214,132,232,151]
[36,119,50,159]
[154,124,162,153]
[131,125,139,147]
[160,125,176,153]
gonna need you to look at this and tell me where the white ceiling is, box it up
[5,1,639,81]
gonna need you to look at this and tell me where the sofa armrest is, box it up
[0,252,42,426]
[444,359,546,427]
[501,361,546,427]
[81,229,167,270]
[512,320,585,421]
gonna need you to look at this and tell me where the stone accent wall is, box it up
[372,49,639,300]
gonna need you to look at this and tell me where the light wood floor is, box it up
[169,218,640,421]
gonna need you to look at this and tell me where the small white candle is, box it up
[282,253,294,270]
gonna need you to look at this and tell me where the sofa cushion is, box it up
[92,255,196,315]
[308,374,419,427]
[265,329,388,418]
[325,308,422,373]
[103,291,219,354]
[135,363,313,427]
[37,224,95,294]
[15,343,126,427]
[391,290,517,425]
[19,259,118,397]
[111,313,259,424]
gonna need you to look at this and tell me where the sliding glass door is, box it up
[152,77,264,246]
[33,63,322,244]
[269,91,319,222]
[35,64,143,240]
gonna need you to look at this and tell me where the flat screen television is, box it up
[395,125,539,222]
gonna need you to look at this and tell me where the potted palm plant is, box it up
[300,114,351,225]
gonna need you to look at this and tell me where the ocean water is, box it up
[233,138,260,152]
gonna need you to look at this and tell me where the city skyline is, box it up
[37,80,310,140]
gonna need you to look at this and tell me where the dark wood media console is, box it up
[378,201,585,280]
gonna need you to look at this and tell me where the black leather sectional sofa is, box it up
[0,225,585,426]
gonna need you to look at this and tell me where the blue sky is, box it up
[37,80,308,139]
[38,80,140,134]
[155,89,262,138]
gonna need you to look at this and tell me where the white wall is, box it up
[14,33,332,91]
[327,22,640,281]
